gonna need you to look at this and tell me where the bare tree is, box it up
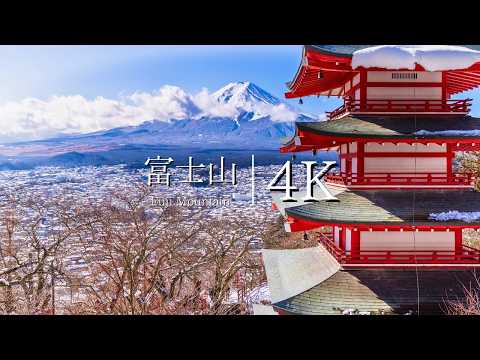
[64,185,266,315]
[0,190,85,314]
[444,273,480,315]
[0,182,268,315]
[458,151,480,190]
[200,217,266,314]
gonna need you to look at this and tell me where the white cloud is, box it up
[0,84,301,143]
[191,88,239,118]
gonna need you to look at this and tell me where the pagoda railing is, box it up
[325,172,474,187]
[317,232,480,265]
[327,98,472,120]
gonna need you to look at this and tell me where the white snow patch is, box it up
[429,211,480,222]
[352,45,480,71]
[415,130,480,136]
[247,283,271,304]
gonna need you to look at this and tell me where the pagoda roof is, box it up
[299,115,480,138]
[285,187,480,227]
[281,115,480,152]
[286,46,355,99]
[262,247,340,304]
[286,45,480,99]
[273,268,476,315]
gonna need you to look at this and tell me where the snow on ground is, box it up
[226,282,271,305]
[429,211,480,223]
[247,283,271,304]
[415,130,480,136]
[352,45,480,71]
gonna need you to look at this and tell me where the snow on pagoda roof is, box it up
[286,46,480,99]
[285,187,480,227]
[352,45,480,71]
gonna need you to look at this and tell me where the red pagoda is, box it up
[261,45,480,315]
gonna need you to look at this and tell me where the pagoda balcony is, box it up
[317,232,480,266]
[325,172,475,187]
[327,99,472,120]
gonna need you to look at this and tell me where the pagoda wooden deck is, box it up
[327,99,472,120]
[325,172,474,188]
[317,231,480,267]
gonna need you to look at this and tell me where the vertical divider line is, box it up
[413,112,420,316]
[251,154,255,205]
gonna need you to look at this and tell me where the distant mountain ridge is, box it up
[0,82,317,165]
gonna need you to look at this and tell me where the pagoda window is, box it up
[391,72,418,80]
[352,73,360,87]
[365,142,447,153]
[345,81,351,93]
[349,142,358,153]
[339,142,359,176]
[364,157,447,174]
[366,87,442,100]
[333,226,340,247]
[363,142,448,175]
[342,228,350,252]
[354,88,360,101]
[359,230,455,252]
[367,71,441,83]
[351,157,358,175]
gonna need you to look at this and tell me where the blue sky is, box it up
[2,44,480,114]
[0,45,336,115]
[1,45,480,142]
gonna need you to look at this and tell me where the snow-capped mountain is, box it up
[209,81,306,124]
[88,82,313,148]
[2,82,316,158]
[213,81,281,107]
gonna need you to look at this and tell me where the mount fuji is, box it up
[1,82,316,162]
[80,81,313,149]
[0,81,333,169]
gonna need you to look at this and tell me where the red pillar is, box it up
[360,70,367,111]
[357,141,365,183]
[351,228,360,259]
[455,229,463,254]
[340,226,346,250]
[441,71,447,105]
[446,143,453,182]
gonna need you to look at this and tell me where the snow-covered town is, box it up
[0,162,313,314]
[0,162,309,220]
